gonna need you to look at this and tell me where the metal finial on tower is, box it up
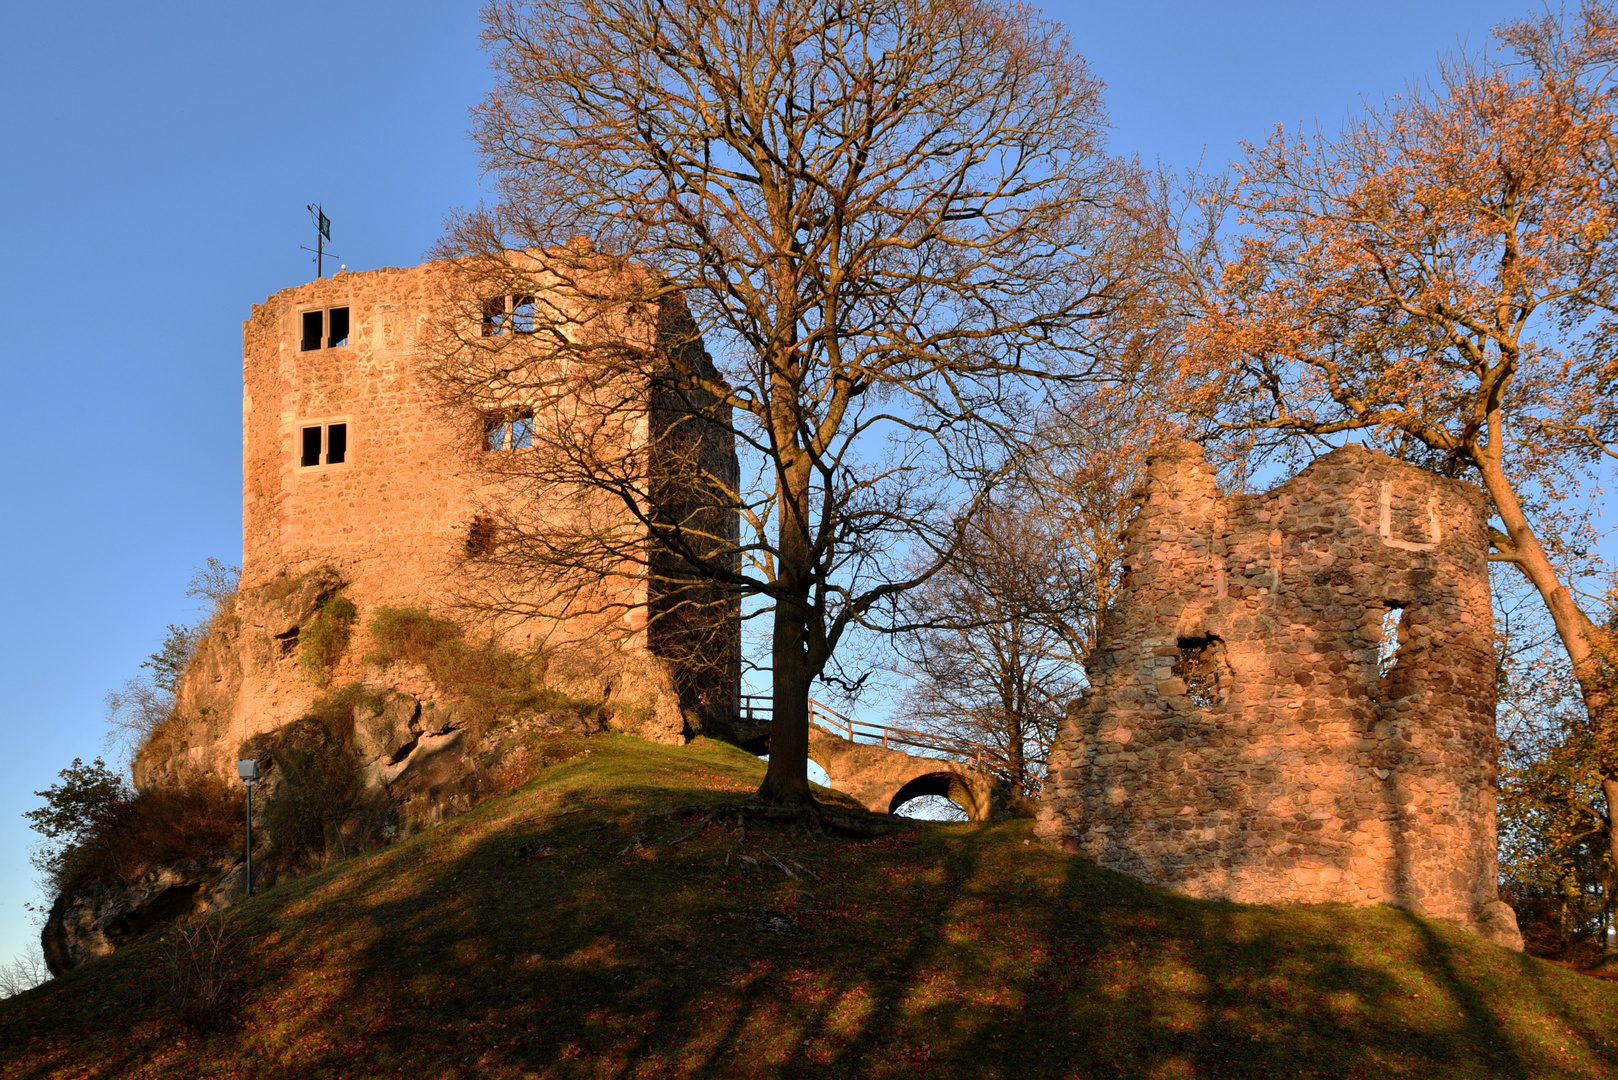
[302,204,340,279]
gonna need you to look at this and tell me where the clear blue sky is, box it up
[0,0,1561,965]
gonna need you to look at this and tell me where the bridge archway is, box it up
[806,726,1000,822]
[888,772,980,820]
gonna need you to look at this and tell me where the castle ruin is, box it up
[1036,441,1518,944]
[135,259,740,788]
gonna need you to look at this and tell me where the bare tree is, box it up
[104,560,241,765]
[0,944,48,999]
[429,0,1151,807]
[891,386,1161,795]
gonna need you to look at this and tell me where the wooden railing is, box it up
[737,692,1043,793]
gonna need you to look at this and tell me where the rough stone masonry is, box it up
[1036,441,1520,945]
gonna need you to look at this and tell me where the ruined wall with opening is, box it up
[1037,441,1507,935]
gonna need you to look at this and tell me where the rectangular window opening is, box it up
[299,422,350,468]
[482,298,508,338]
[301,310,323,352]
[326,423,347,464]
[483,410,533,451]
[326,307,349,349]
[512,296,536,334]
[301,425,323,467]
[484,416,508,452]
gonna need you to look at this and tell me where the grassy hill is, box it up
[3,732,1616,1079]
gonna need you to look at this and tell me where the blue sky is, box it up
[0,0,1565,964]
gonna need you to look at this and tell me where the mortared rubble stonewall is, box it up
[1036,441,1522,948]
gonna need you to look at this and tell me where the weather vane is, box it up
[302,203,343,279]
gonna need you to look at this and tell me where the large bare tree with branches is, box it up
[428,0,1150,808]
[890,384,1165,796]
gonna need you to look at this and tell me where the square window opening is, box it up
[484,411,534,451]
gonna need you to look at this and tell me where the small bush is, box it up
[299,595,358,687]
[167,911,242,1026]
[259,685,372,869]
[365,606,590,725]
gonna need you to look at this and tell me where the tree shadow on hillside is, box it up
[5,781,1616,1080]
[222,803,1617,1080]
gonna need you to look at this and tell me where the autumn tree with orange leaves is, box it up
[1184,5,1618,873]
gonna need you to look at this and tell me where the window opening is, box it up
[512,296,535,334]
[326,307,349,349]
[299,422,349,468]
[1378,606,1405,677]
[325,423,347,464]
[1172,636,1225,708]
[466,515,497,556]
[482,298,508,338]
[301,310,323,352]
[300,307,350,350]
[484,410,535,451]
[301,425,323,467]
[482,295,537,337]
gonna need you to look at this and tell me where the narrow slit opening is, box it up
[1378,606,1405,677]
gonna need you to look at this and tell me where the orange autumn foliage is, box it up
[1183,5,1618,871]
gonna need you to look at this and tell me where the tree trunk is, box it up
[1476,443,1618,889]
[757,445,816,808]
[1606,778,1618,914]
[758,596,815,807]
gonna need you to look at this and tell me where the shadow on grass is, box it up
[3,737,1617,1079]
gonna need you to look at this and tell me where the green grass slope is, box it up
[3,733,1616,1079]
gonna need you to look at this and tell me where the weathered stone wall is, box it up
[1037,442,1510,937]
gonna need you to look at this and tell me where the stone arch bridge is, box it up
[736,696,1023,821]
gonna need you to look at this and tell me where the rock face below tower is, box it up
[1037,441,1516,943]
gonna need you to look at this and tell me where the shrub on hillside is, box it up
[258,685,373,869]
[25,760,243,895]
[299,595,359,687]
[364,606,591,725]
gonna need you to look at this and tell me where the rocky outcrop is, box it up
[134,567,691,791]
[42,854,245,975]
[46,698,606,974]
[134,566,347,790]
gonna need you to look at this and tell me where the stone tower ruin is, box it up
[135,259,740,788]
[1037,441,1511,936]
